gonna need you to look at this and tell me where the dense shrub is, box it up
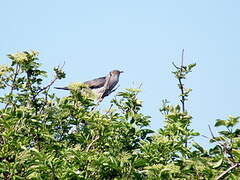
[0,51,239,179]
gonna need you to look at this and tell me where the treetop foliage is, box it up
[0,50,239,179]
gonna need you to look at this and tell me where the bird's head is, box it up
[110,70,124,76]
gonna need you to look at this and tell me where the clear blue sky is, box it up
[1,1,240,146]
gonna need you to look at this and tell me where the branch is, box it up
[208,125,236,166]
[105,104,113,114]
[39,76,58,93]
[172,62,181,70]
[201,135,211,140]
[37,62,65,94]
[86,136,99,152]
[173,49,186,113]
[178,78,185,112]
[180,49,185,112]
[181,49,184,67]
[138,83,143,89]
[208,124,215,139]
[216,163,240,180]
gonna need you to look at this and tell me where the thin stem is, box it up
[105,104,113,114]
[180,49,185,113]
[37,62,65,95]
[208,124,215,139]
[181,49,184,67]
[86,136,99,152]
[216,163,240,180]
[178,78,185,113]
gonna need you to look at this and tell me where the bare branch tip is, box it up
[181,49,185,67]
[172,62,180,69]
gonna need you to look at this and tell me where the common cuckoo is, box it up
[55,70,123,101]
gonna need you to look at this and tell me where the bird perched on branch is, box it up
[55,70,123,101]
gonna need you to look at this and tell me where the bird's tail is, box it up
[54,87,70,90]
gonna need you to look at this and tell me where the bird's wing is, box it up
[100,73,119,99]
[84,76,106,89]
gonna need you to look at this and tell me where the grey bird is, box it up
[55,70,123,100]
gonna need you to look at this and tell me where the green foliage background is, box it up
[0,51,239,179]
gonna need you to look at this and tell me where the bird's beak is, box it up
[120,71,124,73]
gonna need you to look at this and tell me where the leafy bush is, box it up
[0,50,239,179]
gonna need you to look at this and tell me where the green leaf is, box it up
[215,119,227,127]
[188,63,196,70]
[227,115,239,127]
[192,142,205,153]
[211,158,223,168]
[232,149,240,160]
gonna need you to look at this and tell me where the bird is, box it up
[54,70,123,101]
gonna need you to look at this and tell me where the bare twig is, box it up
[216,163,240,180]
[181,49,184,67]
[105,104,113,114]
[179,49,185,113]
[172,49,187,147]
[172,62,181,70]
[178,78,185,112]
[138,83,143,89]
[37,62,65,114]
[86,136,99,152]
[208,124,215,139]
[201,135,211,140]
[37,62,65,94]
[173,49,186,113]
[39,76,58,93]
[207,125,235,164]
